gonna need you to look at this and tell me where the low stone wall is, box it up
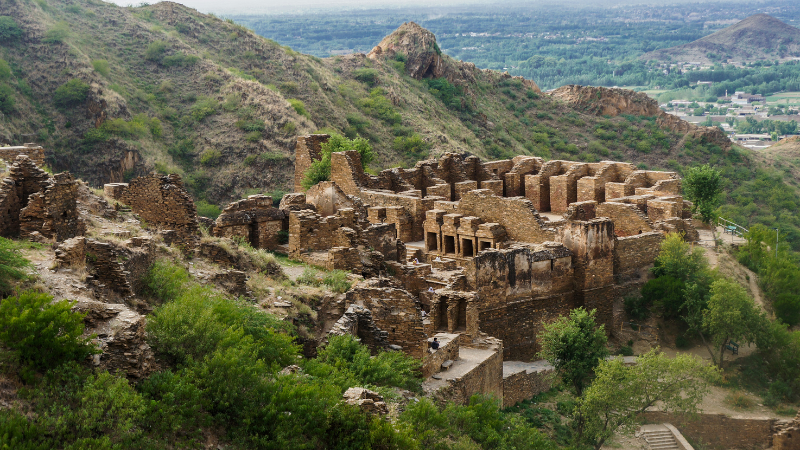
[502,361,555,407]
[0,145,45,167]
[614,232,663,282]
[422,333,460,378]
[642,411,776,450]
[433,339,504,406]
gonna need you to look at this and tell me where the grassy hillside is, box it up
[2,0,800,249]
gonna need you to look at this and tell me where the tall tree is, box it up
[703,278,768,367]
[537,308,609,396]
[576,350,719,450]
[683,164,723,223]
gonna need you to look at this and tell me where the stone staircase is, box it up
[641,426,680,450]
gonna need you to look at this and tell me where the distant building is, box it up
[731,91,765,105]
[697,81,713,86]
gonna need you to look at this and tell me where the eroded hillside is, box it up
[0,0,753,208]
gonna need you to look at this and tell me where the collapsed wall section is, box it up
[105,174,199,249]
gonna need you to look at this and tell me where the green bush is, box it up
[91,59,110,77]
[190,96,219,121]
[623,295,650,321]
[353,68,379,86]
[358,88,401,124]
[162,53,200,67]
[288,98,310,119]
[0,16,23,43]
[199,148,222,166]
[0,59,11,80]
[297,268,352,293]
[195,200,221,219]
[0,237,30,296]
[0,83,15,114]
[43,21,69,43]
[145,40,168,62]
[301,134,374,190]
[0,291,96,371]
[393,134,431,161]
[53,79,90,108]
[641,275,684,319]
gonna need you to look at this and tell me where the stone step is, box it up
[441,360,454,370]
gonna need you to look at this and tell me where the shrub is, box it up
[43,21,69,43]
[282,121,296,134]
[393,134,431,161]
[0,237,30,295]
[145,40,168,62]
[288,98,310,119]
[0,83,15,114]
[301,134,374,190]
[623,295,650,321]
[235,119,265,132]
[353,68,379,86]
[162,53,200,67]
[0,291,96,371]
[91,59,110,77]
[199,148,222,166]
[0,59,11,80]
[358,88,401,124]
[190,96,218,121]
[245,131,261,142]
[641,275,684,319]
[0,16,23,43]
[53,79,90,108]
[725,391,755,409]
[195,200,221,219]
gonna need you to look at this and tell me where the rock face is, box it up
[550,85,660,117]
[368,22,541,94]
[342,387,388,415]
[74,299,155,380]
[550,85,732,151]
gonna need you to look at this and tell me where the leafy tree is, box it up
[576,350,719,450]
[53,79,90,108]
[0,291,97,371]
[0,83,15,115]
[683,164,722,223]
[537,308,609,396]
[703,278,769,367]
[0,237,30,296]
[301,133,375,190]
[640,275,683,319]
[0,16,23,43]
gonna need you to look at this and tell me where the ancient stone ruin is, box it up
[284,133,699,405]
[105,174,199,249]
[0,155,85,241]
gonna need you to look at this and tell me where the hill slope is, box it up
[641,14,800,64]
[0,0,797,245]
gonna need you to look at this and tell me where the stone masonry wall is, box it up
[642,411,775,450]
[456,189,555,243]
[0,145,45,167]
[596,202,654,237]
[502,363,555,407]
[107,174,199,249]
[294,134,329,192]
[19,172,85,241]
[614,232,664,282]
[345,280,426,358]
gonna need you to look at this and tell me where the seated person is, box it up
[429,337,440,351]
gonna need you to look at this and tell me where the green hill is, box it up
[2,0,800,248]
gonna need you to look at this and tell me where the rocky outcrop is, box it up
[550,85,732,151]
[550,85,660,117]
[75,299,155,380]
[342,387,388,415]
[368,22,541,94]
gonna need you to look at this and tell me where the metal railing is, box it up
[716,216,748,238]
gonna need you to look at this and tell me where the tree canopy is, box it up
[683,164,723,223]
[301,134,375,190]
[703,278,769,367]
[537,308,609,396]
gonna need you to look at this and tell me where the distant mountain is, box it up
[641,14,800,64]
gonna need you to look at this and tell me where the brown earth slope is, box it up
[641,14,800,64]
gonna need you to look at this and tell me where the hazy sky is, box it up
[105,0,737,16]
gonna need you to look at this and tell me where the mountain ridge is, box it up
[641,13,800,64]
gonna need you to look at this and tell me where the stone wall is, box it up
[422,332,460,378]
[0,155,52,237]
[213,195,285,250]
[774,413,800,450]
[345,279,426,357]
[596,202,654,237]
[431,338,504,406]
[19,172,85,241]
[614,232,663,282]
[106,175,199,249]
[0,145,45,167]
[557,219,616,291]
[326,304,391,354]
[456,189,554,243]
[642,411,776,450]
[502,361,555,407]
[294,134,329,192]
